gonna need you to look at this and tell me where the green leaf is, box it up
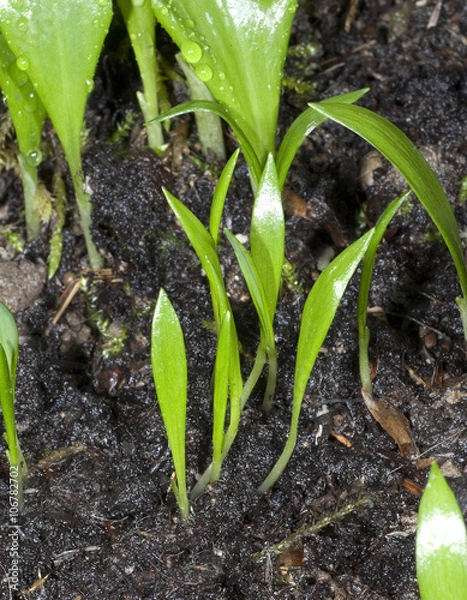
[0,33,46,239]
[308,101,467,313]
[358,191,411,391]
[164,188,230,329]
[259,228,375,492]
[276,88,369,190]
[152,0,297,171]
[211,312,232,482]
[0,0,113,267]
[225,230,275,355]
[151,100,262,187]
[250,154,284,322]
[210,149,240,246]
[417,463,467,600]
[151,288,189,519]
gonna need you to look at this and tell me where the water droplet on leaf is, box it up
[218,72,226,80]
[195,63,213,82]
[16,56,29,71]
[15,17,29,32]
[181,40,202,64]
[26,149,42,167]
[95,0,109,6]
[85,79,95,93]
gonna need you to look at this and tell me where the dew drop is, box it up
[95,0,109,6]
[195,63,213,82]
[85,79,95,93]
[132,0,146,6]
[218,71,226,80]
[25,92,37,113]
[15,16,29,32]
[181,40,202,64]
[16,56,29,71]
[185,19,194,28]
[26,148,42,167]
[159,6,168,15]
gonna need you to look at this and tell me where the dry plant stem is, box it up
[250,493,374,563]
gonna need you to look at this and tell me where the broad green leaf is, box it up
[210,149,240,246]
[0,0,113,267]
[358,191,411,391]
[0,33,46,239]
[151,288,189,519]
[259,228,375,492]
[308,101,467,309]
[250,154,284,321]
[417,463,467,600]
[276,88,369,190]
[152,0,297,172]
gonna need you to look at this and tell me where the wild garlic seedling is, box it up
[152,0,297,188]
[117,0,165,152]
[0,302,27,511]
[162,152,244,499]
[0,33,46,241]
[151,289,189,519]
[0,0,113,269]
[258,227,376,492]
[225,154,284,412]
[416,462,467,600]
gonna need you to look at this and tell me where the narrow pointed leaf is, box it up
[210,149,240,246]
[250,155,284,321]
[358,191,411,391]
[308,101,467,303]
[276,88,369,189]
[417,463,467,600]
[259,228,375,492]
[151,288,189,518]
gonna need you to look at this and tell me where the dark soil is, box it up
[1,1,467,598]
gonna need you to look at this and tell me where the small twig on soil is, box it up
[250,490,375,564]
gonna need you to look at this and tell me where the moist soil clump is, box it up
[1,1,467,598]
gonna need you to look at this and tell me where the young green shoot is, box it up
[258,228,375,493]
[151,288,189,519]
[117,0,165,152]
[416,462,467,600]
[0,302,27,511]
[308,99,467,339]
[163,156,244,498]
[224,154,284,412]
[0,0,113,268]
[357,191,411,393]
[0,33,46,240]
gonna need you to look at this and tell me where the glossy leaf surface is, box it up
[151,289,189,518]
[417,463,467,600]
[152,0,297,175]
[259,228,375,492]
